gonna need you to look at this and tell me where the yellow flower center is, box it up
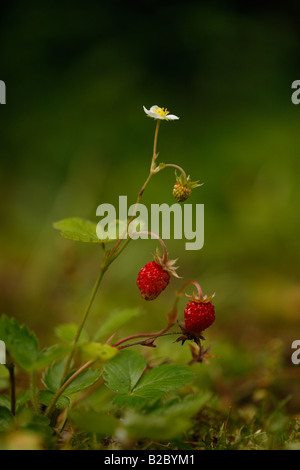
[155,107,169,117]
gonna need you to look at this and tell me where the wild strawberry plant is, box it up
[0,106,216,450]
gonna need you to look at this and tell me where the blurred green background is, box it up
[1,1,300,416]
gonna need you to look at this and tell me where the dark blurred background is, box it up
[1,0,300,412]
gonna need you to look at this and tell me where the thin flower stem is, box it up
[177,280,203,299]
[45,360,95,418]
[117,331,182,350]
[109,120,161,257]
[152,120,160,166]
[61,265,107,384]
[131,231,168,264]
[112,325,172,348]
[113,284,182,348]
[163,163,187,180]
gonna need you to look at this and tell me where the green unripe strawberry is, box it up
[173,182,192,202]
[172,171,202,202]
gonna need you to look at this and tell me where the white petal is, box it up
[143,105,160,119]
[150,105,160,112]
[143,105,151,115]
[166,114,179,120]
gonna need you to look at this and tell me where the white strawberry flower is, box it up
[143,105,179,121]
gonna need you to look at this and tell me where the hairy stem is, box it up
[113,324,174,348]
[152,120,160,167]
[117,331,182,350]
[45,360,95,418]
[61,265,107,384]
[179,280,203,299]
[162,163,187,180]
[132,231,168,263]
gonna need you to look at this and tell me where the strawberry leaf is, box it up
[39,390,70,410]
[104,350,195,408]
[63,369,102,395]
[103,350,147,395]
[0,315,39,372]
[42,358,68,393]
[53,217,100,243]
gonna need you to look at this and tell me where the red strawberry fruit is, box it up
[137,261,170,300]
[137,248,180,301]
[184,301,215,334]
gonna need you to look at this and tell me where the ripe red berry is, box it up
[137,261,171,300]
[184,301,215,334]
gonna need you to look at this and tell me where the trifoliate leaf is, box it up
[104,350,195,408]
[133,364,194,398]
[103,350,147,395]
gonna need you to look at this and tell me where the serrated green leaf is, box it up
[0,315,39,372]
[38,390,70,410]
[63,369,102,395]
[53,217,100,243]
[55,323,89,344]
[133,364,194,398]
[104,352,194,408]
[80,342,118,362]
[42,358,68,393]
[35,344,72,370]
[103,350,147,395]
[69,410,117,436]
[0,406,14,432]
[93,308,142,341]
